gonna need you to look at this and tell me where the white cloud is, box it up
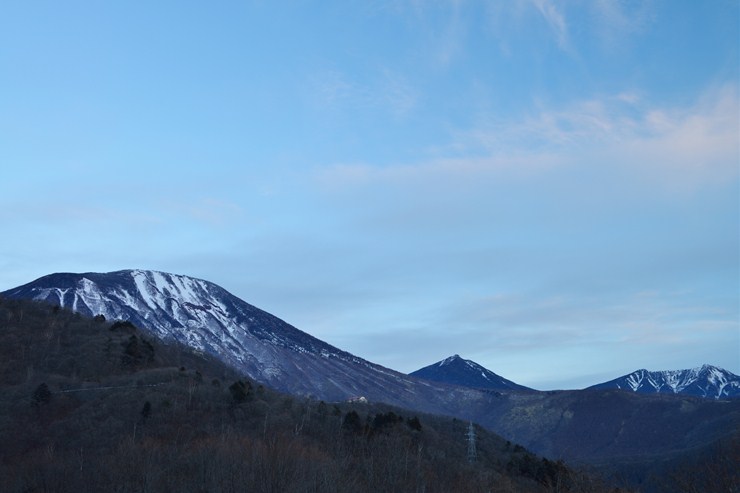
[433,0,466,66]
[511,84,739,190]
[507,86,739,187]
[484,0,571,54]
[318,84,739,194]
[482,0,656,57]
[588,0,655,50]
[530,0,569,50]
[316,152,563,191]
[624,86,740,190]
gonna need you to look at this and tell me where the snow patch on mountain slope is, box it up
[439,354,460,367]
[4,269,437,403]
[591,364,740,399]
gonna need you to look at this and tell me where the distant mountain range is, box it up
[410,354,533,391]
[4,269,739,478]
[411,353,740,400]
[588,365,740,399]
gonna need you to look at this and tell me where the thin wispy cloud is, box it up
[432,0,466,66]
[163,197,245,228]
[309,67,418,117]
[310,70,354,106]
[625,86,739,190]
[529,0,569,50]
[484,0,571,55]
[317,85,738,192]
[587,0,654,50]
[378,68,418,117]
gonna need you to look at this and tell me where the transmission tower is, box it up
[466,421,477,463]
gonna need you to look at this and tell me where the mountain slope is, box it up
[588,365,740,399]
[0,297,573,493]
[4,268,740,488]
[411,354,533,391]
[0,270,484,414]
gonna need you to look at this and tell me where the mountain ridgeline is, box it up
[3,270,445,406]
[3,269,740,492]
[587,365,740,399]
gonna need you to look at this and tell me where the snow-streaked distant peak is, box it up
[413,354,533,391]
[439,354,461,367]
[592,364,740,399]
[625,370,645,391]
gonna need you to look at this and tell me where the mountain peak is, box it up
[412,355,532,392]
[588,365,740,399]
[1,269,376,400]
[438,354,462,367]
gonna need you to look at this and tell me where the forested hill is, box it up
[0,297,623,493]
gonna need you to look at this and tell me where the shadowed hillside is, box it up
[0,297,625,493]
[5,268,737,485]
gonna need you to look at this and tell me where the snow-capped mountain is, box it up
[3,270,739,470]
[587,365,740,399]
[0,270,487,412]
[410,354,532,392]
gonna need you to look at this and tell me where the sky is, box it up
[1,0,738,390]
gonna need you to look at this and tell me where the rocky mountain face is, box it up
[410,354,533,391]
[0,270,485,415]
[588,365,740,399]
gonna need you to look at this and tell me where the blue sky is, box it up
[1,0,738,389]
